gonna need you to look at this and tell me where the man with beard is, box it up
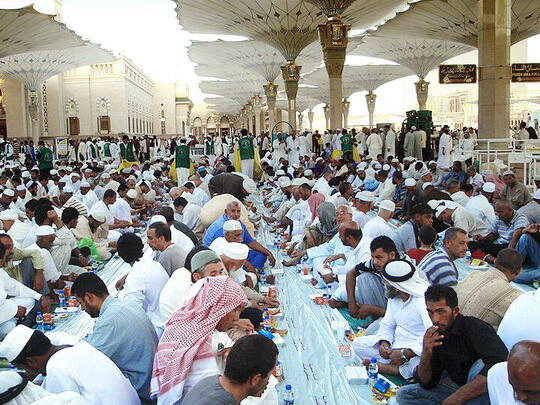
[397,285,508,405]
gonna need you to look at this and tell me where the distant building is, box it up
[1,56,192,140]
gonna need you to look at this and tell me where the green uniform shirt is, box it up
[175,145,191,169]
[205,140,215,155]
[120,142,135,161]
[103,142,111,157]
[89,143,97,159]
[38,147,53,170]
[341,134,353,152]
[239,137,254,160]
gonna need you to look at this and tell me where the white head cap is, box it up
[222,242,249,260]
[405,178,416,187]
[357,162,367,170]
[2,189,14,197]
[379,200,396,212]
[80,181,90,188]
[356,190,374,202]
[534,189,540,200]
[0,325,34,362]
[90,209,106,223]
[126,189,138,199]
[223,220,242,232]
[422,182,433,190]
[36,225,55,236]
[149,215,167,225]
[242,178,257,194]
[411,126,416,130]
[292,178,304,186]
[16,185,25,192]
[482,182,496,193]
[304,169,313,177]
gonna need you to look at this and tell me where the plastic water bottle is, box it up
[465,250,472,264]
[36,312,43,330]
[260,271,267,285]
[58,291,66,307]
[327,284,334,297]
[262,308,271,328]
[283,384,294,404]
[91,262,98,274]
[368,358,379,387]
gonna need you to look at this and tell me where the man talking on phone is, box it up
[397,285,508,405]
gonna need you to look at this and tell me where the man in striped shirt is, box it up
[418,227,469,288]
[468,199,529,262]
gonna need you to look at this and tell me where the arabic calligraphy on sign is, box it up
[512,64,540,82]
[439,65,477,84]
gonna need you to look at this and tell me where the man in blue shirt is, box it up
[441,161,468,187]
[204,200,275,269]
[72,273,158,400]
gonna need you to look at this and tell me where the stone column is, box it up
[365,91,377,128]
[308,110,315,132]
[323,104,330,130]
[478,0,511,139]
[263,82,278,135]
[27,90,40,144]
[186,104,192,136]
[342,99,351,129]
[298,113,304,131]
[281,61,301,130]
[415,79,430,111]
[252,95,262,136]
[318,17,350,130]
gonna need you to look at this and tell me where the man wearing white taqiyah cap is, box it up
[79,180,98,211]
[32,225,65,286]
[110,187,137,229]
[435,200,489,238]
[352,190,374,228]
[209,219,245,264]
[0,188,14,211]
[0,325,140,405]
[464,182,497,228]
[352,259,431,379]
[72,208,112,261]
[0,369,86,404]
[219,242,278,308]
[363,200,396,240]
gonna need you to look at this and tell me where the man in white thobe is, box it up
[286,132,300,165]
[117,233,169,330]
[363,201,396,240]
[0,325,140,405]
[366,131,383,158]
[437,129,453,169]
[384,125,396,158]
[413,127,426,160]
[352,260,432,379]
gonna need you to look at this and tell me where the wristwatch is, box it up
[400,349,409,363]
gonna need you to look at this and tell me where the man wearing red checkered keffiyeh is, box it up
[151,275,247,405]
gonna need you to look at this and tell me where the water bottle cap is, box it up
[285,384,292,390]
[37,312,42,315]
[371,357,377,363]
[264,308,268,311]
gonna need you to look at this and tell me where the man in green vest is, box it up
[237,128,255,178]
[175,138,191,186]
[37,140,53,175]
[120,135,135,162]
[204,135,215,164]
[87,138,98,161]
[102,138,112,160]
[341,128,353,162]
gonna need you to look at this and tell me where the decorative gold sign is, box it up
[439,64,477,84]
[512,63,540,82]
